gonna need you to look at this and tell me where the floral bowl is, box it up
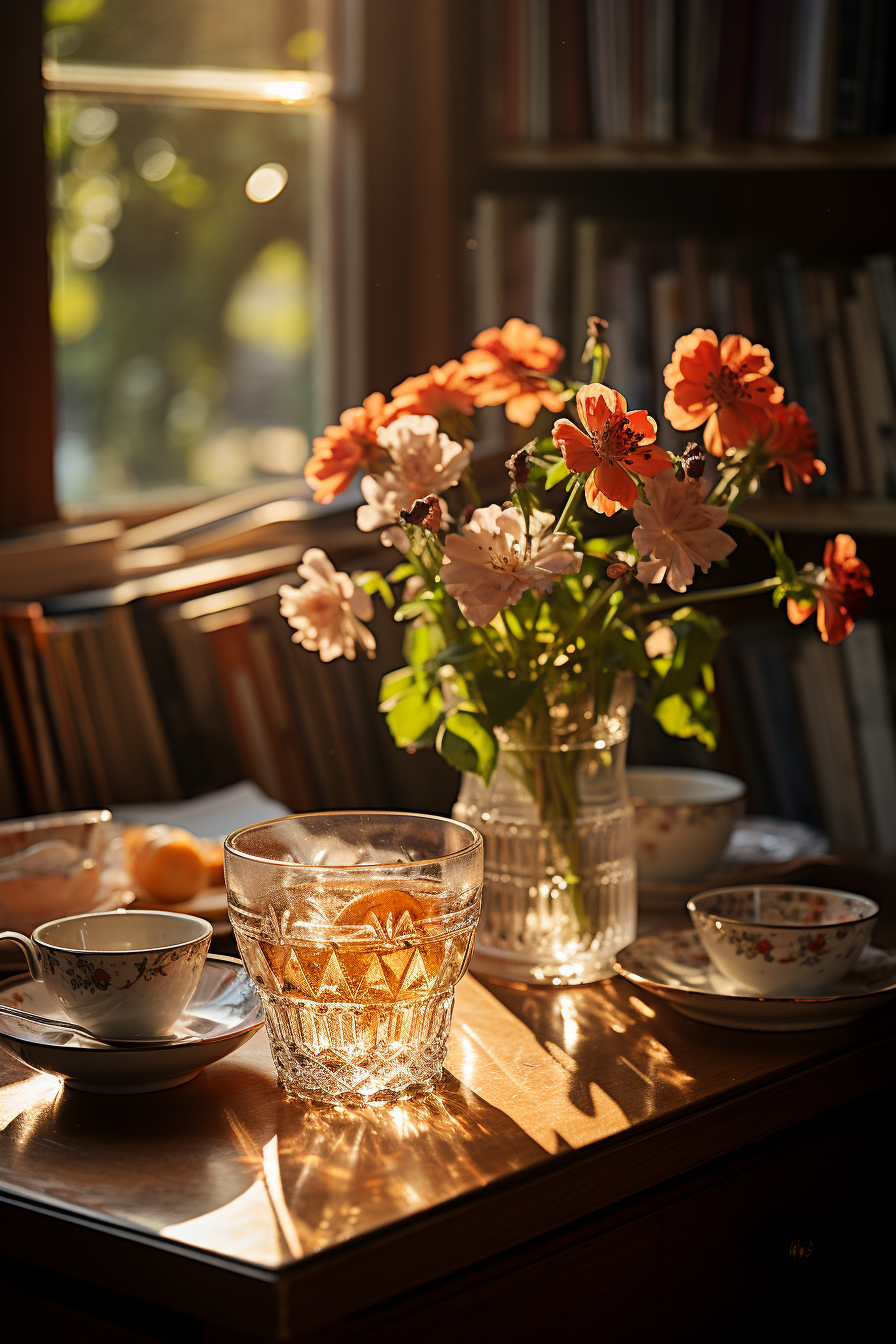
[0,811,113,935]
[687,885,879,996]
[628,767,746,882]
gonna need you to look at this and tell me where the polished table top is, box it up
[2,878,896,1335]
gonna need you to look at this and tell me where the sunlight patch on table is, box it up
[0,1073,63,1131]
[446,976,630,1154]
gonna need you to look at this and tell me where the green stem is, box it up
[725,511,777,556]
[462,468,481,508]
[553,476,584,535]
[546,577,623,663]
[629,575,779,616]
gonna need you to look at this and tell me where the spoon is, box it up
[0,1002,201,1047]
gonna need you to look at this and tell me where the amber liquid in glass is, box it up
[232,880,478,1102]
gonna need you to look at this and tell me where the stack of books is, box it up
[0,482,455,822]
[470,196,896,499]
[491,0,896,145]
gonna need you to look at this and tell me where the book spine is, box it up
[866,253,896,393]
[792,638,871,852]
[790,0,832,141]
[816,270,867,495]
[843,293,889,496]
[201,613,290,806]
[776,254,839,491]
[527,0,551,143]
[570,217,602,368]
[854,268,896,491]
[840,622,896,854]
[0,616,48,813]
[471,193,504,332]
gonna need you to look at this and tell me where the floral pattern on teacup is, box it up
[38,939,210,997]
[698,920,852,968]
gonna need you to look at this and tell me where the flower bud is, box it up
[682,441,705,480]
[400,494,442,530]
[505,446,531,490]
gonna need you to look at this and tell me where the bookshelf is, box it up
[489,138,896,172]
[451,1,896,853]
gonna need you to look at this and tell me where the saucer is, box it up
[0,954,263,1092]
[614,930,896,1032]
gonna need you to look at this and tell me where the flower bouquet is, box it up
[280,317,873,984]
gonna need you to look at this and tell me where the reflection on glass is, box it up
[44,0,332,510]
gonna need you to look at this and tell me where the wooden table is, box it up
[1,859,894,1342]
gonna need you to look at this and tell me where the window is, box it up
[43,0,345,513]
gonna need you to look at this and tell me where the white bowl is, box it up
[687,885,878,996]
[0,811,112,934]
[628,767,746,881]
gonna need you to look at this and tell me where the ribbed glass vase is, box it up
[452,677,636,986]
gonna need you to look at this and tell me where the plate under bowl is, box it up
[614,930,896,1032]
[0,954,263,1092]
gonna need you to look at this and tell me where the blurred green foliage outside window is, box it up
[44,0,333,512]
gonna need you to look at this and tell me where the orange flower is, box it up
[304,392,390,504]
[389,361,477,420]
[787,534,872,645]
[757,401,826,492]
[664,329,784,456]
[462,318,565,427]
[551,383,671,515]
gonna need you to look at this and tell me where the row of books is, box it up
[0,482,325,601]
[490,0,896,145]
[0,547,456,825]
[632,619,896,856]
[469,194,896,497]
[2,545,893,855]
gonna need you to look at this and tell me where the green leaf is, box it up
[649,609,724,708]
[386,562,416,583]
[477,670,539,726]
[437,711,497,783]
[583,534,630,557]
[385,684,444,748]
[653,688,719,751]
[352,569,395,608]
[378,665,414,707]
[404,621,445,668]
[545,459,571,490]
[394,600,427,621]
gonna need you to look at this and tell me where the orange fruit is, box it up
[333,888,439,935]
[128,824,206,902]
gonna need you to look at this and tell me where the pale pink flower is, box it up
[279,548,376,662]
[356,414,470,537]
[633,472,736,594]
[441,505,582,627]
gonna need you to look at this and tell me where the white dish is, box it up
[614,929,896,1032]
[629,766,746,882]
[0,954,263,1092]
[638,815,830,913]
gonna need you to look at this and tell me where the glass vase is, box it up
[452,677,636,986]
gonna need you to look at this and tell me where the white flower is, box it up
[441,505,582,627]
[356,414,470,535]
[633,472,736,593]
[279,548,376,662]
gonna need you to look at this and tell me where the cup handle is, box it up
[0,932,42,981]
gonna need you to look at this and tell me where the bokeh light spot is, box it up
[70,105,118,146]
[135,138,177,182]
[245,163,288,203]
[70,223,113,269]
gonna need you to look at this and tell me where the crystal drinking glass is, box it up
[225,812,483,1105]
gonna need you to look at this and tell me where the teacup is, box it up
[687,885,878,996]
[0,910,212,1038]
[628,767,746,882]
